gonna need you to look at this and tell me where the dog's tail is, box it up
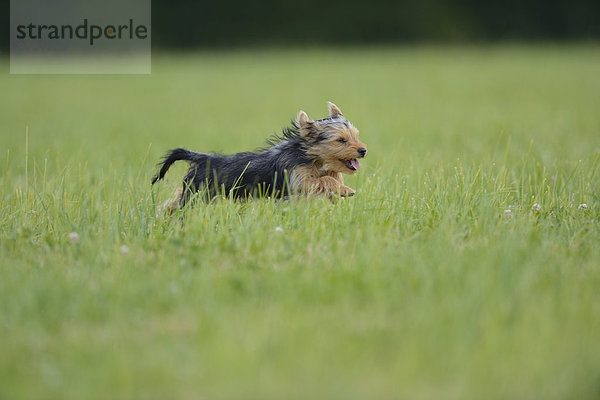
[151,147,205,184]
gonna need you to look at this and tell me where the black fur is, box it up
[152,121,315,205]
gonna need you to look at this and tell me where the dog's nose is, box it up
[357,148,367,157]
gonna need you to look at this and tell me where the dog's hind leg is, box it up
[162,188,183,214]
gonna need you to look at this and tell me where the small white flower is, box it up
[68,232,80,244]
[274,226,284,233]
[531,203,541,211]
[578,203,588,211]
[504,209,513,218]
[120,245,129,255]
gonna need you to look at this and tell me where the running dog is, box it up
[152,102,367,209]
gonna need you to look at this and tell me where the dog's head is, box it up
[297,102,367,175]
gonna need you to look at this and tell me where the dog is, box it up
[151,102,367,210]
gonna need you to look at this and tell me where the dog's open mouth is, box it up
[341,159,360,171]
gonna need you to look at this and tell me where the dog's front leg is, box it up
[330,172,355,197]
[306,175,354,197]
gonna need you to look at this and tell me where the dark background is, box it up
[2,0,600,51]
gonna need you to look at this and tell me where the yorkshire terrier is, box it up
[152,102,367,209]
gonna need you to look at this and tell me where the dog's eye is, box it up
[337,138,346,143]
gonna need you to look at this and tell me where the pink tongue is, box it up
[350,159,360,170]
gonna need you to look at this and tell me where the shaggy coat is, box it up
[152,102,367,209]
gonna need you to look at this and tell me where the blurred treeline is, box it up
[153,0,599,47]
[2,0,599,51]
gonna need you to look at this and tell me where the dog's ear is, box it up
[327,101,343,119]
[297,110,317,137]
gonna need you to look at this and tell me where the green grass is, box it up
[1,45,600,399]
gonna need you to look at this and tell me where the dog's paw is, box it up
[339,185,355,197]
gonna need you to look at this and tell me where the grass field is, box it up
[1,45,600,399]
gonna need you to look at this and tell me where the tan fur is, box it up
[290,165,355,197]
[291,102,366,197]
[327,101,344,118]
[297,110,316,138]
[306,125,366,175]
[162,188,183,214]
